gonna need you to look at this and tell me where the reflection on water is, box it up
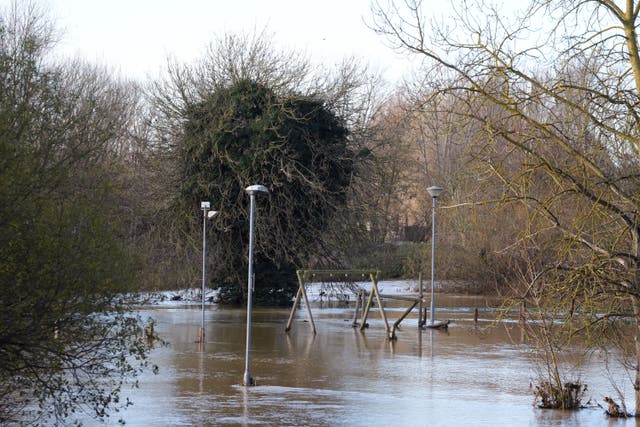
[96,296,639,426]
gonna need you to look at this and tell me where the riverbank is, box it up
[139,279,485,306]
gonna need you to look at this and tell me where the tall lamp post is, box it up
[199,201,218,344]
[427,186,443,326]
[243,184,269,386]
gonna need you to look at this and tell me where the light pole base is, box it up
[243,371,255,386]
[197,327,204,344]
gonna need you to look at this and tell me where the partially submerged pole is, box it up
[198,203,218,345]
[199,201,209,344]
[418,272,424,327]
[352,289,363,327]
[427,185,443,326]
[243,184,269,387]
[520,299,527,324]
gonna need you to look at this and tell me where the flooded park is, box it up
[108,285,640,426]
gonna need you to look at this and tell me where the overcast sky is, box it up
[4,0,433,83]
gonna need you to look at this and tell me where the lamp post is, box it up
[243,184,269,386]
[427,186,443,326]
[199,201,218,345]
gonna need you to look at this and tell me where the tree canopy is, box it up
[177,78,353,304]
[0,4,156,424]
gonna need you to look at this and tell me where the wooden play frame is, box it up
[285,269,428,339]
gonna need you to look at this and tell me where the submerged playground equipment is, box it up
[285,269,449,340]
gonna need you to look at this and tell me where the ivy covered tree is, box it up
[178,78,353,305]
[146,32,377,305]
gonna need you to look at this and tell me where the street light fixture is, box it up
[426,186,442,326]
[243,184,269,386]
[198,201,218,345]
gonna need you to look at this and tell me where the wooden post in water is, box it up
[299,273,317,335]
[390,300,419,340]
[285,273,304,332]
[284,271,316,334]
[520,299,527,324]
[473,308,478,325]
[351,290,363,327]
[360,274,391,335]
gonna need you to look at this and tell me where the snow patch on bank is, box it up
[138,280,444,306]
[138,287,220,306]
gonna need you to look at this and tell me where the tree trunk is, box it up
[634,295,640,415]
[622,1,640,155]
[634,226,640,415]
[635,326,640,415]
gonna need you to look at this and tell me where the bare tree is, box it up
[371,0,640,411]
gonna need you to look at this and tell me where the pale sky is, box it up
[8,0,429,83]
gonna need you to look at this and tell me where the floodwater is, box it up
[105,294,639,426]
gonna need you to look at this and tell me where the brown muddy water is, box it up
[100,295,640,426]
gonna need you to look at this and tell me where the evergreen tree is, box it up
[178,79,353,305]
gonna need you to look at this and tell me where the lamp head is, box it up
[427,186,443,198]
[207,210,219,219]
[245,184,269,196]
